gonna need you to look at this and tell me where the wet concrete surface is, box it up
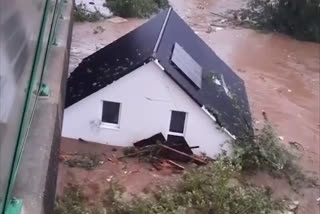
[69,0,320,212]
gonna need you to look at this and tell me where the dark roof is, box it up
[65,8,252,137]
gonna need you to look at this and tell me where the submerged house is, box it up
[62,8,251,157]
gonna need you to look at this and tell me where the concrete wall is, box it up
[12,1,73,213]
[63,61,230,157]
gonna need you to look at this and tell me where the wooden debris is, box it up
[117,149,149,159]
[78,138,88,143]
[152,162,163,171]
[157,142,207,165]
[151,158,173,171]
[165,160,185,170]
[190,146,200,149]
[134,133,166,148]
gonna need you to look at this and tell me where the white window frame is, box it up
[100,100,121,130]
[168,110,188,137]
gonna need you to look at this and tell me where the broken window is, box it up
[169,111,187,134]
[102,101,120,126]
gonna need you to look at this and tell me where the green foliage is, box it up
[104,180,125,205]
[74,4,103,22]
[235,0,320,42]
[91,206,106,214]
[107,0,169,18]
[232,122,311,188]
[104,158,283,214]
[55,185,106,214]
[66,154,101,170]
[154,0,170,8]
[56,157,284,214]
[122,146,138,156]
[54,185,88,214]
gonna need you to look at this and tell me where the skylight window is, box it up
[171,43,202,89]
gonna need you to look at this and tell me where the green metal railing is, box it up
[0,0,63,213]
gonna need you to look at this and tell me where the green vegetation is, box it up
[235,0,320,42]
[56,123,315,213]
[54,185,89,214]
[54,185,106,214]
[56,159,283,214]
[232,122,316,189]
[74,4,104,22]
[107,0,169,18]
[106,159,283,214]
[66,154,102,170]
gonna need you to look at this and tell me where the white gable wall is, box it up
[62,61,230,157]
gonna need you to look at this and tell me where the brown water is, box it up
[70,0,320,175]
[170,1,320,212]
[170,0,320,174]
[70,0,320,212]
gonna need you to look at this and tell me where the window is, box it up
[101,101,120,127]
[169,111,187,134]
[171,43,202,89]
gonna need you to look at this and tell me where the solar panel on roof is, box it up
[171,43,202,89]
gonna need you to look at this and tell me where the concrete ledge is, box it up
[12,1,73,214]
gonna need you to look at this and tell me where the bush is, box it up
[154,0,170,9]
[74,4,103,22]
[234,0,320,42]
[55,185,105,214]
[55,185,88,214]
[66,154,101,170]
[105,158,283,214]
[107,0,169,18]
[56,156,284,214]
[232,122,312,189]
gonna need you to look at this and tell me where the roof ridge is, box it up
[152,7,173,57]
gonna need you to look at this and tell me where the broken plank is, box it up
[190,146,200,149]
[156,142,207,165]
[152,162,163,171]
[166,160,185,170]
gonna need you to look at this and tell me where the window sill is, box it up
[168,131,184,137]
[100,122,120,130]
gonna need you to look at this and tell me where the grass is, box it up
[107,0,170,18]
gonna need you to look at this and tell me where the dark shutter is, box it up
[102,101,120,124]
[169,111,186,133]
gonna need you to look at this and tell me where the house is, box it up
[62,8,252,158]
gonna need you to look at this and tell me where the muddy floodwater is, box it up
[69,0,319,212]
[172,0,320,173]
